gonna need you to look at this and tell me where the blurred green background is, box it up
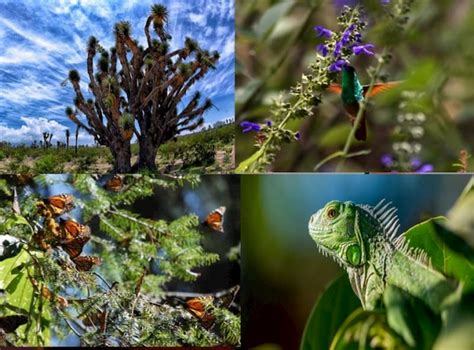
[236,0,474,172]
[241,174,471,349]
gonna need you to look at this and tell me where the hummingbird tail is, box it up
[354,114,367,141]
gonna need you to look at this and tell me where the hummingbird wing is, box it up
[327,84,343,94]
[363,81,400,97]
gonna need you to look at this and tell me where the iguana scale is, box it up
[308,199,457,312]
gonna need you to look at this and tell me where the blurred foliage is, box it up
[236,0,474,172]
[0,174,240,347]
[301,178,474,349]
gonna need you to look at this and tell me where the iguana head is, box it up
[308,200,375,268]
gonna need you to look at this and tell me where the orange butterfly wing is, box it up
[61,236,90,258]
[58,220,91,258]
[186,297,215,323]
[72,256,101,271]
[60,219,90,241]
[105,175,124,192]
[204,207,226,232]
[44,194,74,216]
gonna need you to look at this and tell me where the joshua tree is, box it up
[64,3,218,172]
[74,125,80,154]
[65,129,70,150]
[42,132,53,149]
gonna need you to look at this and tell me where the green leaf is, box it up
[384,285,441,349]
[404,217,474,292]
[0,249,51,345]
[300,274,360,350]
[253,1,295,40]
[447,177,474,246]
[330,307,407,350]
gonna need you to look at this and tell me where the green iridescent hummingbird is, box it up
[329,65,398,141]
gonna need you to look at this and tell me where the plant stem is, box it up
[335,49,387,171]
[237,3,320,117]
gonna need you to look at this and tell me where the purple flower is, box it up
[416,164,434,173]
[314,25,333,38]
[334,41,343,57]
[266,120,272,127]
[240,121,261,133]
[352,43,375,56]
[341,24,355,45]
[410,158,434,172]
[354,33,362,43]
[316,44,328,57]
[381,0,391,4]
[295,132,301,140]
[381,154,394,167]
[410,158,422,169]
[329,59,348,73]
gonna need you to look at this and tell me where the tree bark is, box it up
[111,139,132,173]
[133,136,159,171]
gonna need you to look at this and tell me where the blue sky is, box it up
[0,0,234,145]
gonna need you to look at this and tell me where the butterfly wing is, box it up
[105,175,124,192]
[72,256,101,271]
[363,81,400,98]
[204,207,226,233]
[44,194,75,216]
[186,297,215,324]
[60,219,91,241]
[61,236,90,258]
[0,315,28,333]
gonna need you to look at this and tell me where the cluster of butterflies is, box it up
[35,194,101,272]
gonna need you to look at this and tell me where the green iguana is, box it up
[308,200,458,312]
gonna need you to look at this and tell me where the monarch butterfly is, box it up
[59,219,91,259]
[104,175,124,192]
[186,296,215,324]
[59,219,91,241]
[186,285,239,326]
[72,256,101,271]
[0,315,28,333]
[202,206,226,233]
[40,194,75,217]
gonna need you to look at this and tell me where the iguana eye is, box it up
[327,207,338,219]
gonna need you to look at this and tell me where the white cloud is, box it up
[0,17,70,53]
[189,13,206,26]
[0,47,52,65]
[0,116,95,145]
[0,81,58,105]
[0,116,67,144]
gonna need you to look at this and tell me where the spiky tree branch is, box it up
[64,3,219,172]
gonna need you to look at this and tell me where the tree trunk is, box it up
[111,140,132,173]
[75,127,79,154]
[133,136,158,171]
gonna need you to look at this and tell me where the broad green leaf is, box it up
[0,249,51,345]
[447,176,474,246]
[330,307,407,350]
[300,274,360,350]
[404,217,474,292]
[434,292,474,350]
[384,286,441,350]
[253,1,295,40]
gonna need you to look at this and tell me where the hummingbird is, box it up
[328,65,399,141]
